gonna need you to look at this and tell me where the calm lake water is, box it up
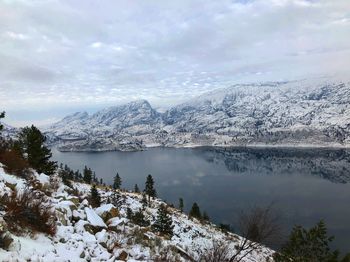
[52,147,350,252]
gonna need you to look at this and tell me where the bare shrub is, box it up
[198,240,231,262]
[1,189,56,236]
[0,150,31,178]
[198,205,279,262]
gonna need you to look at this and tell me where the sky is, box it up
[0,0,350,127]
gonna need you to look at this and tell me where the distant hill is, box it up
[45,79,350,151]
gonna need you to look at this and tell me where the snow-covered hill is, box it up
[45,79,350,151]
[0,165,273,261]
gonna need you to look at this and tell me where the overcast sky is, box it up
[1,0,350,126]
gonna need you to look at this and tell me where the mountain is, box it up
[45,79,350,151]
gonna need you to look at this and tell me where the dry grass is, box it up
[1,189,56,236]
[0,150,31,178]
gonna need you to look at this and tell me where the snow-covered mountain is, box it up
[45,79,350,151]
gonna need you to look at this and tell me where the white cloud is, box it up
[90,42,103,48]
[0,0,349,125]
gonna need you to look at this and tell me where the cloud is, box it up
[0,0,349,126]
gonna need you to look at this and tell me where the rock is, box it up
[56,210,68,226]
[118,250,128,261]
[96,204,119,222]
[0,232,13,250]
[69,196,80,206]
[72,210,86,221]
[85,207,107,228]
[81,199,89,207]
[83,224,95,235]
[4,182,16,191]
[0,217,8,232]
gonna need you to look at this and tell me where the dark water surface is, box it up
[52,147,350,252]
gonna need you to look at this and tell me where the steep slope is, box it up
[46,100,162,151]
[0,165,273,261]
[45,79,350,151]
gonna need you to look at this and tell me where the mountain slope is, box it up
[0,165,273,261]
[45,79,350,151]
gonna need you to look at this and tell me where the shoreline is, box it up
[53,142,350,153]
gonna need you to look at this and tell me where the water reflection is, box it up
[199,147,350,184]
[52,147,350,252]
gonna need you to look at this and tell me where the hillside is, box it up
[45,79,350,151]
[0,165,273,261]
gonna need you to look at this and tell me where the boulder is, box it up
[95,204,119,222]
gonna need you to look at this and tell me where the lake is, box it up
[52,146,350,252]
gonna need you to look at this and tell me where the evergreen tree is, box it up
[179,198,184,212]
[189,202,201,220]
[0,111,4,131]
[126,207,133,219]
[152,204,174,237]
[83,166,92,184]
[202,211,210,221]
[17,125,57,175]
[274,220,350,262]
[141,193,148,209]
[134,184,140,193]
[113,173,122,190]
[132,210,150,227]
[90,185,101,208]
[144,174,156,202]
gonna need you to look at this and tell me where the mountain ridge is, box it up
[45,79,350,151]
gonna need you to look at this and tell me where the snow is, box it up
[0,165,274,261]
[95,204,115,216]
[85,207,107,228]
[44,78,350,151]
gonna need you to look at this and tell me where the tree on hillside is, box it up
[152,204,174,237]
[189,202,201,220]
[83,166,92,184]
[274,220,350,262]
[16,125,57,175]
[134,184,140,193]
[0,111,5,131]
[113,173,122,190]
[144,174,156,203]
[90,185,101,208]
[179,198,184,212]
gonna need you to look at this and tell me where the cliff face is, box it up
[45,79,350,151]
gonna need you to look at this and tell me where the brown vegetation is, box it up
[0,149,31,178]
[0,189,56,236]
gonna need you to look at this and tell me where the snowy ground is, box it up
[0,165,274,262]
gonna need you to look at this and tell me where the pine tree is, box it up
[179,198,184,212]
[0,111,4,132]
[17,125,57,175]
[274,220,349,262]
[83,166,92,184]
[126,207,133,219]
[132,210,150,227]
[134,184,140,193]
[152,204,174,237]
[144,174,156,202]
[141,193,148,209]
[90,185,101,208]
[189,202,201,220]
[113,173,122,190]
